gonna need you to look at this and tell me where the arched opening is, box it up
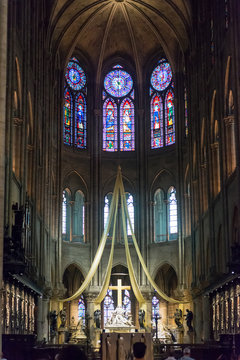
[62,264,85,329]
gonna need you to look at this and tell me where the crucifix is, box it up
[109,279,131,307]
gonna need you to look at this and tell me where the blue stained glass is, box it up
[104,289,115,325]
[113,65,123,69]
[63,89,72,145]
[151,60,172,91]
[65,61,86,91]
[120,98,135,151]
[104,70,133,98]
[165,90,175,145]
[75,94,86,148]
[78,295,86,325]
[103,98,118,151]
[151,94,163,149]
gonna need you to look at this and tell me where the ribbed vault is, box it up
[49,0,191,74]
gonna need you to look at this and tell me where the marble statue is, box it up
[105,306,133,327]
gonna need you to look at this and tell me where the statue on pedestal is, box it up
[94,309,101,329]
[138,309,145,329]
[49,310,57,337]
[174,309,183,329]
[59,308,67,328]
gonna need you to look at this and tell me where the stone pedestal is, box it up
[58,328,68,344]
[175,328,184,343]
[186,330,194,344]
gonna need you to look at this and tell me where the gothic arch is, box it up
[151,168,175,194]
[153,263,178,297]
[62,263,86,296]
[63,170,88,198]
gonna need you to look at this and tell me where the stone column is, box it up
[202,295,211,342]
[37,296,50,342]
[194,296,203,343]
[85,292,99,348]
[0,2,8,351]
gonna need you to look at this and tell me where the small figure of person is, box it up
[133,342,146,360]
[185,309,193,332]
[179,347,195,360]
[94,309,101,329]
[174,308,183,328]
[138,309,145,329]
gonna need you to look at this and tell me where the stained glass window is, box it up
[103,99,118,151]
[123,289,131,314]
[150,59,175,148]
[151,95,163,148]
[104,289,115,325]
[165,90,175,146]
[151,59,172,91]
[184,87,188,137]
[65,60,86,91]
[120,98,135,151]
[104,69,133,98]
[78,295,86,325]
[63,57,87,149]
[152,294,160,319]
[63,90,72,145]
[103,66,135,152]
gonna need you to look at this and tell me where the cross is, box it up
[109,279,131,307]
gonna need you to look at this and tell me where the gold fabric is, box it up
[62,167,178,304]
[62,171,120,302]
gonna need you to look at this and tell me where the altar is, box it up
[102,332,153,360]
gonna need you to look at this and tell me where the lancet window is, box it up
[103,289,115,325]
[123,289,131,314]
[63,57,87,149]
[152,294,160,319]
[103,65,135,152]
[150,58,175,148]
[153,187,178,242]
[78,295,86,325]
[62,189,85,242]
[104,192,134,242]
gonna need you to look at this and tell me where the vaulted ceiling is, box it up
[49,0,191,78]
